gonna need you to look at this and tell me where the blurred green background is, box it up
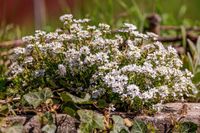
[0,0,200,41]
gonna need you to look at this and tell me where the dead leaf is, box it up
[124,118,133,127]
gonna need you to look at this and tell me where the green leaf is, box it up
[60,92,72,103]
[188,39,197,57]
[178,5,187,18]
[41,88,53,99]
[179,122,197,133]
[43,112,54,124]
[187,52,194,73]
[7,123,23,133]
[110,115,129,133]
[131,120,147,133]
[46,78,58,88]
[63,107,76,117]
[0,104,9,115]
[60,92,90,104]
[23,92,43,108]
[182,55,191,71]
[97,99,107,108]
[192,72,200,84]
[0,77,6,92]
[196,36,200,55]
[77,109,105,133]
[42,124,57,133]
[181,26,186,49]
[23,88,53,108]
[118,1,128,9]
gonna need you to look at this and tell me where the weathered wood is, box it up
[0,40,24,48]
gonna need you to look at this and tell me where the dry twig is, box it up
[0,39,24,48]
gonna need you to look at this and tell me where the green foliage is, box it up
[130,96,143,112]
[6,123,23,133]
[0,108,198,132]
[131,120,148,133]
[0,76,6,91]
[0,2,199,132]
[0,104,9,116]
[111,115,129,133]
[77,109,105,133]
[60,92,91,104]
[185,37,200,74]
[23,88,53,108]
[97,99,108,109]
[0,76,6,99]
[178,122,198,133]
[43,112,54,124]
[63,107,76,117]
[75,0,200,31]
[182,37,200,98]
[147,123,157,133]
[0,24,22,41]
[192,72,200,84]
[42,124,57,133]
[6,14,196,115]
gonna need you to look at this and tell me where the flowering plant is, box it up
[7,14,197,111]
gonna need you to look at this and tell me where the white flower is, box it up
[45,32,59,40]
[95,52,109,62]
[34,69,45,78]
[92,88,104,99]
[8,14,196,108]
[141,88,157,100]
[22,35,34,43]
[87,25,96,30]
[146,32,158,40]
[46,42,63,54]
[115,35,123,44]
[60,14,73,22]
[80,46,90,55]
[124,23,137,31]
[8,62,24,77]
[153,103,163,112]
[35,30,46,38]
[58,34,74,42]
[98,23,111,33]
[98,62,118,71]
[12,47,26,60]
[24,56,34,65]
[108,104,116,112]
[121,64,142,73]
[70,23,83,33]
[25,44,34,54]
[13,47,25,55]
[77,30,90,39]
[126,84,141,99]
[74,18,90,23]
[157,85,169,98]
[99,23,110,30]
[58,64,66,77]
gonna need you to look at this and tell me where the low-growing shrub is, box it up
[6,14,197,112]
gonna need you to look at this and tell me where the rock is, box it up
[135,103,200,132]
[0,103,199,133]
[0,114,78,133]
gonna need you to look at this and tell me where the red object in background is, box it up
[0,0,34,25]
[0,0,75,27]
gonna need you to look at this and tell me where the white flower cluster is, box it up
[8,14,197,105]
